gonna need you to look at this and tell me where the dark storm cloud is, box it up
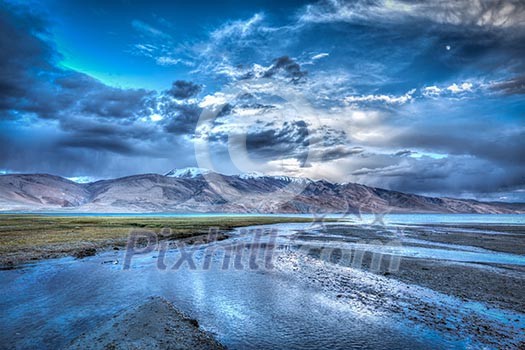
[491,76,525,95]
[58,116,160,140]
[394,150,415,157]
[351,155,525,197]
[0,3,205,129]
[234,56,308,83]
[318,126,347,147]
[2,70,153,121]
[345,105,525,198]
[1,1,523,201]
[229,92,280,112]
[57,136,135,155]
[389,128,525,166]
[162,106,201,135]
[0,3,201,176]
[245,120,310,161]
[313,127,358,162]
[167,80,202,99]
[0,3,56,116]
[263,56,307,83]
[0,4,154,122]
[0,122,195,178]
[321,146,364,162]
[58,74,154,120]
[0,3,203,134]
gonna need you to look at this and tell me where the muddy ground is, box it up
[308,223,525,312]
[68,296,225,350]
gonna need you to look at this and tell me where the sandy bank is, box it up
[68,296,225,350]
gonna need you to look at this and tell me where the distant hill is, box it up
[0,169,523,214]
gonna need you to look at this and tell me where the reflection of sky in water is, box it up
[1,219,524,349]
[230,222,525,266]
[289,239,525,266]
[0,248,463,349]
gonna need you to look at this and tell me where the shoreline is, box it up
[0,215,315,267]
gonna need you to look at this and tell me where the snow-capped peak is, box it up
[165,167,211,178]
[238,172,312,184]
[66,176,96,184]
[239,171,265,180]
[270,175,312,184]
[165,167,313,184]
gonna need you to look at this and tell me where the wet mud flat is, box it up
[311,223,525,310]
[282,222,525,348]
[401,223,525,255]
[68,296,225,350]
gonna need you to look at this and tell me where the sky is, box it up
[0,0,524,201]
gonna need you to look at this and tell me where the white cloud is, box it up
[155,56,194,67]
[299,0,525,29]
[344,89,416,105]
[311,53,329,60]
[150,113,163,122]
[409,151,448,159]
[422,85,442,97]
[199,93,229,108]
[421,82,477,97]
[447,82,473,93]
[134,44,156,53]
[210,13,265,41]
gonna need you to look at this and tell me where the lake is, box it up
[1,215,524,349]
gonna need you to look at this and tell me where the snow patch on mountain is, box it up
[165,167,211,178]
[239,172,312,184]
[165,168,312,184]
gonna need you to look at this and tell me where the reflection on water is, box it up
[0,259,459,349]
[0,219,523,349]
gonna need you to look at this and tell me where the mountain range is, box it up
[0,168,523,214]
